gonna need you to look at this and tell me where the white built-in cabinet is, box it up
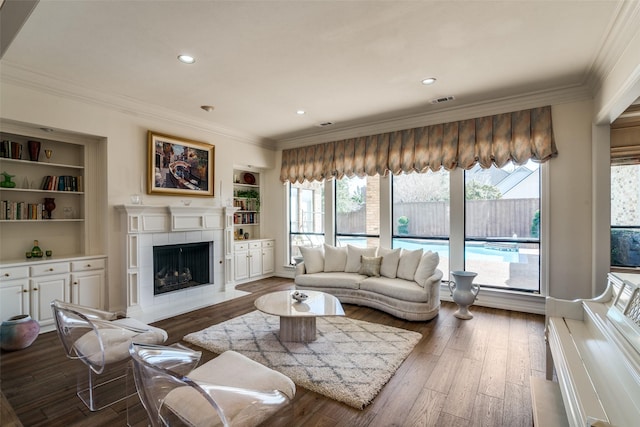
[233,239,274,283]
[0,256,106,333]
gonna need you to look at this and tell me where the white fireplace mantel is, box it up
[117,204,243,322]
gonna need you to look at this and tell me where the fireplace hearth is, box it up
[153,241,213,295]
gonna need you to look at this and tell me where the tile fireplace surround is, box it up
[118,205,246,322]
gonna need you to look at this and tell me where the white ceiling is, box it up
[0,1,636,146]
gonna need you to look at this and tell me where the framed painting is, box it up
[148,131,214,197]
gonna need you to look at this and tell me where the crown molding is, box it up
[0,62,278,150]
[276,84,592,150]
[586,0,640,94]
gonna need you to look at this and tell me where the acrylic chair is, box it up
[50,299,168,411]
[129,342,296,427]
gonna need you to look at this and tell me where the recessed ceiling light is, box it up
[421,77,437,85]
[296,110,306,115]
[178,54,196,64]
[200,105,215,112]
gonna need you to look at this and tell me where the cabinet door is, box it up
[71,270,104,309]
[234,250,249,281]
[0,279,29,321]
[249,247,262,278]
[30,274,69,328]
[262,246,274,275]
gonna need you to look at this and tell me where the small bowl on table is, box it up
[291,291,308,303]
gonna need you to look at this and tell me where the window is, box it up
[464,161,540,292]
[611,163,640,268]
[289,181,324,264]
[335,175,380,248]
[392,170,450,274]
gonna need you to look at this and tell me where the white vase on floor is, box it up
[448,271,479,320]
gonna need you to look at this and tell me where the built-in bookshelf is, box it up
[0,121,106,261]
[233,168,261,240]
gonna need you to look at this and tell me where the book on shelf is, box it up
[40,175,83,192]
[0,201,44,220]
[1,140,23,159]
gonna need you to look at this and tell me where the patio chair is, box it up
[50,299,168,411]
[129,342,296,426]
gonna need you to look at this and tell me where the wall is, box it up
[268,99,598,303]
[0,80,275,312]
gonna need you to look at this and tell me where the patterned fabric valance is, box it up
[280,106,557,183]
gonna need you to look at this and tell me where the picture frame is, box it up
[148,131,214,197]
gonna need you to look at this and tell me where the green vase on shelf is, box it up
[1,171,16,188]
[31,240,43,258]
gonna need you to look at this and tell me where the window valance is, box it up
[280,106,557,183]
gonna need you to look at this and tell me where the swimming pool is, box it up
[336,237,522,263]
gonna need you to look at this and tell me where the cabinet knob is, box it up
[32,288,38,291]
[23,289,28,293]
[48,268,54,271]
[86,264,91,268]
[73,281,78,285]
[4,273,9,277]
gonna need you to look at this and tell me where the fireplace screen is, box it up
[153,242,212,295]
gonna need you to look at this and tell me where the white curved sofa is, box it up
[294,244,443,321]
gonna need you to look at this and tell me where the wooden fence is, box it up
[337,199,539,238]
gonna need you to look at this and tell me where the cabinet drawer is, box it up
[262,240,274,248]
[71,258,105,272]
[30,262,70,277]
[235,243,248,251]
[0,266,29,281]
[249,242,261,249]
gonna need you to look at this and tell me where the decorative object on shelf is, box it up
[44,149,53,162]
[130,194,141,205]
[244,232,250,240]
[0,171,16,188]
[243,172,256,185]
[181,199,192,206]
[31,240,43,258]
[63,206,74,218]
[44,197,56,219]
[0,314,40,351]
[45,250,52,257]
[292,291,308,302]
[147,130,214,197]
[25,251,32,259]
[448,270,480,320]
[27,140,41,162]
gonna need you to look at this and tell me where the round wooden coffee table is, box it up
[254,290,345,342]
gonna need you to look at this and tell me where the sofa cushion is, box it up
[299,246,324,274]
[397,248,423,281]
[377,247,401,278]
[345,245,376,273]
[295,272,365,290]
[358,256,382,277]
[414,251,439,288]
[359,277,429,303]
[323,244,347,272]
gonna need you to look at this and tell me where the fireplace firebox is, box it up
[153,241,213,295]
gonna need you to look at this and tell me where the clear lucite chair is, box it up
[129,342,296,427]
[50,299,168,411]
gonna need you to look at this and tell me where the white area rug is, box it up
[183,310,421,409]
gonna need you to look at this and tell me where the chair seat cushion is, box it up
[164,350,295,426]
[75,318,167,366]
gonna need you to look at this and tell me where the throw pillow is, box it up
[397,248,424,281]
[377,247,401,278]
[414,251,440,287]
[299,246,324,274]
[345,245,377,273]
[359,255,382,277]
[323,244,347,272]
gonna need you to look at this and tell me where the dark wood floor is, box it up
[0,277,545,426]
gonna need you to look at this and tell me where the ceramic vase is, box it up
[448,271,480,320]
[28,140,41,161]
[0,315,40,351]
